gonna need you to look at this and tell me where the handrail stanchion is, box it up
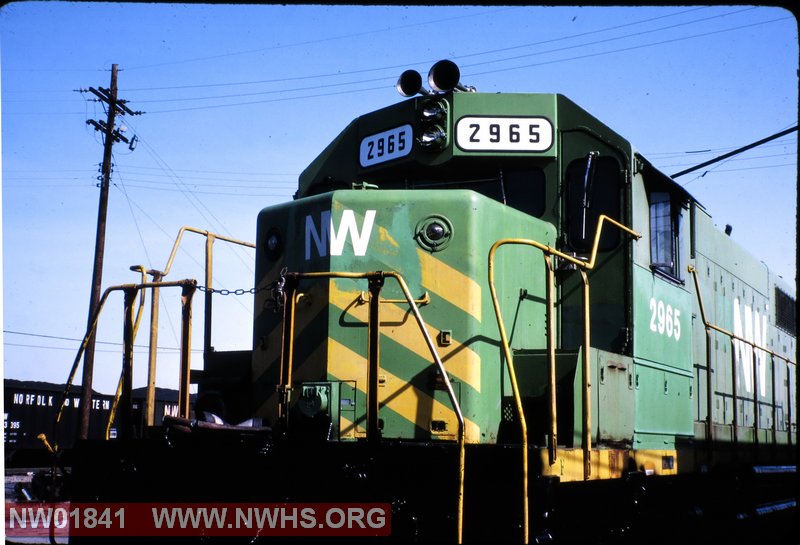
[688,265,715,458]
[386,271,466,545]
[544,255,558,466]
[145,270,164,426]
[753,347,759,449]
[367,276,385,442]
[204,234,215,357]
[788,365,794,448]
[119,288,137,439]
[731,338,739,449]
[179,282,197,419]
[487,215,641,543]
[282,270,465,543]
[107,268,149,437]
[771,354,777,450]
[277,277,299,429]
[488,246,530,544]
[579,269,592,480]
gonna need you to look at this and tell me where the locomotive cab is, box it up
[248,61,794,478]
[250,65,647,460]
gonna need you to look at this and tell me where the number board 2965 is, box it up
[455,116,553,152]
[359,125,413,167]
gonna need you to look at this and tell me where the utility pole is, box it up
[78,64,142,440]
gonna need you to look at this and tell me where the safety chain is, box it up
[196,285,258,296]
[196,267,288,313]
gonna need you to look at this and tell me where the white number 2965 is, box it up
[649,298,681,341]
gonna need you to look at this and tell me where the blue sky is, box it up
[1,3,797,394]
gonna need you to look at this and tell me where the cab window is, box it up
[642,164,687,282]
[650,192,681,277]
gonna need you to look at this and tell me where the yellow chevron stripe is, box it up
[417,248,481,322]
[329,280,480,393]
[329,338,481,443]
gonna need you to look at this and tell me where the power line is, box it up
[113,182,294,197]
[113,158,155,269]
[121,165,297,176]
[125,134,256,275]
[107,174,297,186]
[459,6,758,71]
[655,151,797,171]
[106,169,256,319]
[672,126,798,179]
[14,11,790,116]
[143,83,387,114]
[3,329,196,352]
[644,139,797,159]
[466,16,792,78]
[123,6,522,71]
[136,16,791,114]
[120,6,714,91]
[4,342,141,354]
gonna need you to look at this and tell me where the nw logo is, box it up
[732,297,768,396]
[305,209,377,260]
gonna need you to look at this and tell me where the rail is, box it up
[687,265,796,451]
[131,226,255,426]
[48,279,198,452]
[276,270,465,544]
[488,214,641,544]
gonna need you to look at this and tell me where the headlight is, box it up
[418,125,447,150]
[415,215,453,252]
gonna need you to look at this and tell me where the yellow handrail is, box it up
[159,226,256,278]
[133,226,256,426]
[105,267,149,439]
[687,265,796,448]
[50,279,197,452]
[488,214,641,544]
[277,270,466,544]
[687,265,795,367]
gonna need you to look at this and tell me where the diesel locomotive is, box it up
[48,61,795,543]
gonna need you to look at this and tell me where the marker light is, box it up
[265,229,282,259]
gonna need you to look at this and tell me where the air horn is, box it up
[396,60,477,97]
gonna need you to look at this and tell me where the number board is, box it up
[455,116,553,152]
[359,124,413,167]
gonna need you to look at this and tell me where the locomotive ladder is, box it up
[488,214,641,544]
[275,270,467,544]
[688,265,796,455]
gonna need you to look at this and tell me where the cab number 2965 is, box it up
[649,298,681,341]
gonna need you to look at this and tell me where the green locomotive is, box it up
[62,61,795,543]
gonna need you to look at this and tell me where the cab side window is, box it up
[646,187,686,282]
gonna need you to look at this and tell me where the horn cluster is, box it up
[396,60,476,97]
